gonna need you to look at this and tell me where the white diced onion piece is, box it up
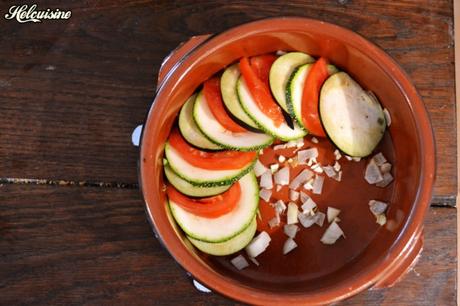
[231,255,249,270]
[320,222,344,245]
[260,171,273,189]
[283,238,298,255]
[259,188,272,202]
[274,166,290,186]
[287,202,298,224]
[245,231,271,258]
[254,159,268,177]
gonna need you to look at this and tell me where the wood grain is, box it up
[0,184,456,305]
[0,0,456,201]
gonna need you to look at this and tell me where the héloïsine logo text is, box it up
[4,4,71,23]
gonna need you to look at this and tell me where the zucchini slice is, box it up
[221,64,259,129]
[237,77,307,141]
[193,91,273,151]
[319,72,386,157]
[269,52,315,112]
[286,64,338,130]
[169,171,259,243]
[188,217,257,256]
[178,94,222,150]
[164,142,255,187]
[164,165,230,197]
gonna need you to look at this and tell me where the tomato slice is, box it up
[239,57,284,127]
[203,77,247,133]
[250,54,277,88]
[167,183,240,218]
[168,128,257,170]
[301,57,330,137]
[256,200,284,234]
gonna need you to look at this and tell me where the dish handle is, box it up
[372,228,424,289]
[157,34,212,86]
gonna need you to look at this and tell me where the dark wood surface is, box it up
[0,0,456,201]
[0,185,456,305]
[0,0,456,305]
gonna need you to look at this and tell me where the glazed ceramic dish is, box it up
[139,17,435,305]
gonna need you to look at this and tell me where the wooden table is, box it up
[0,1,456,304]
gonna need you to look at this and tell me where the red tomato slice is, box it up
[301,57,330,137]
[250,54,277,88]
[239,57,284,127]
[256,200,284,234]
[168,128,257,170]
[203,77,247,133]
[167,183,240,218]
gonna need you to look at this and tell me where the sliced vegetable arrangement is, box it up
[160,51,395,266]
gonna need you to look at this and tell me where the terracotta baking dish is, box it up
[138,17,435,305]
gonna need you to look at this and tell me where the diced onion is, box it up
[260,170,273,189]
[231,255,249,270]
[248,256,259,266]
[320,222,344,245]
[311,137,319,144]
[334,149,342,160]
[289,169,314,190]
[323,165,336,178]
[287,202,298,224]
[276,185,282,192]
[274,199,287,214]
[332,171,343,182]
[333,161,341,172]
[289,190,300,201]
[278,155,286,163]
[327,207,341,223]
[303,179,314,191]
[276,50,287,55]
[298,212,317,228]
[245,231,271,258]
[283,238,298,255]
[259,188,272,202]
[301,198,317,214]
[383,108,391,127]
[268,212,281,228]
[298,148,318,164]
[270,163,279,173]
[312,175,324,195]
[372,152,387,166]
[313,166,324,174]
[300,191,310,203]
[259,149,264,155]
[274,166,290,186]
[345,155,353,161]
[285,138,304,148]
[254,159,268,177]
[283,224,299,238]
[273,144,287,150]
[364,159,383,184]
[369,200,388,215]
[352,157,361,162]
[376,172,394,187]
[376,213,387,225]
[315,212,326,227]
[380,162,392,173]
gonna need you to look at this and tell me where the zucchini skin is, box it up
[187,217,257,256]
[193,91,274,152]
[168,172,259,243]
[164,165,230,197]
[178,94,222,150]
[165,142,257,187]
[236,78,306,141]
